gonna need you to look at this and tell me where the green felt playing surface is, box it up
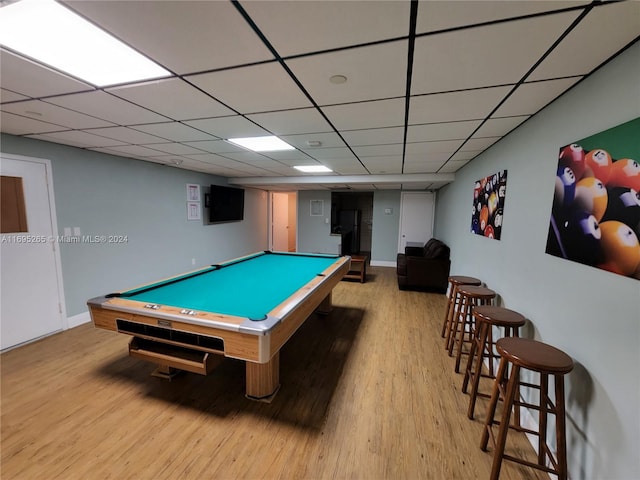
[120,252,339,320]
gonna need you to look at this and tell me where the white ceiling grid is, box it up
[0,0,638,191]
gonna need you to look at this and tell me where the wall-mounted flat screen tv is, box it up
[209,185,244,223]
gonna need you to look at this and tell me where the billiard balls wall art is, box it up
[471,170,507,240]
[545,117,640,280]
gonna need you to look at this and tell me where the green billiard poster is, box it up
[471,170,507,240]
[546,117,640,279]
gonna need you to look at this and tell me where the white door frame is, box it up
[0,152,67,349]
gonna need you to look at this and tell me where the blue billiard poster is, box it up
[471,170,507,240]
[546,117,640,280]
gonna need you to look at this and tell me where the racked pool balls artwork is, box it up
[546,117,640,280]
[471,170,507,240]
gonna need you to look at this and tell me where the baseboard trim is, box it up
[370,260,396,268]
[67,311,91,329]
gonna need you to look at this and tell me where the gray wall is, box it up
[297,190,333,253]
[434,42,640,479]
[371,190,401,263]
[296,189,401,263]
[1,134,268,316]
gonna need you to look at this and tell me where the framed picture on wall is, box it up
[471,170,507,240]
[545,117,640,279]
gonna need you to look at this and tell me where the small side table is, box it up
[344,254,368,283]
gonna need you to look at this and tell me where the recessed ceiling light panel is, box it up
[0,0,170,87]
[226,136,295,152]
[294,165,333,173]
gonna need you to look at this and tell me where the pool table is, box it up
[87,251,350,401]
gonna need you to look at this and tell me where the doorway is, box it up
[1,153,66,350]
[398,191,435,252]
[270,191,297,252]
[331,192,373,255]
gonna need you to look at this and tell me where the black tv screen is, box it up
[209,185,244,223]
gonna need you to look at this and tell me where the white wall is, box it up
[435,43,640,479]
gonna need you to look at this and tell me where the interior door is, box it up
[1,154,65,350]
[398,192,435,252]
[271,192,289,251]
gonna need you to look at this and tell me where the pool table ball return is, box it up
[88,251,350,401]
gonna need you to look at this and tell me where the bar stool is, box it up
[462,306,526,420]
[480,337,574,480]
[448,285,496,373]
[441,275,482,343]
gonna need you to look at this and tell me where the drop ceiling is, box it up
[1,0,638,191]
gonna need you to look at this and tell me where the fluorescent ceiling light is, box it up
[0,0,170,87]
[227,136,295,152]
[294,165,333,173]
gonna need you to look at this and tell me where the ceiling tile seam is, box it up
[413,2,593,40]
[401,0,419,176]
[232,0,371,175]
[436,3,596,174]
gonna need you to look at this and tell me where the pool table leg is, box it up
[245,352,280,402]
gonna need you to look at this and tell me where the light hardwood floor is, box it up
[1,266,547,480]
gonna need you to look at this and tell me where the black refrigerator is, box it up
[338,209,361,255]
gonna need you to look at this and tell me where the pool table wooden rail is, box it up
[87,253,350,400]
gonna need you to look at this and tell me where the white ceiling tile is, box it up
[187,63,312,114]
[416,1,588,33]
[94,144,167,157]
[280,132,347,149]
[322,98,405,130]
[450,150,482,162]
[181,140,246,154]
[323,159,369,175]
[262,150,313,163]
[303,147,357,160]
[403,162,447,174]
[475,116,530,138]
[360,157,403,174]
[405,140,464,154]
[413,12,580,94]
[26,130,124,148]
[107,78,234,120]
[461,137,500,151]
[46,91,170,125]
[1,111,66,135]
[529,1,640,80]
[287,41,408,105]
[87,126,166,145]
[405,152,452,165]
[342,127,405,146]
[63,1,274,73]
[3,100,115,129]
[1,89,29,103]
[145,143,206,156]
[184,116,270,139]
[408,86,511,124]
[0,49,92,97]
[131,122,217,142]
[438,160,470,173]
[493,77,581,117]
[407,120,482,142]
[353,144,403,157]
[243,1,410,57]
[247,108,332,135]
[181,153,240,165]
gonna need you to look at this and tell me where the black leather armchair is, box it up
[396,238,451,292]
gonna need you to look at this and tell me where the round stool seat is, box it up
[496,337,574,374]
[449,275,482,286]
[441,276,483,341]
[473,306,526,328]
[457,285,496,300]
